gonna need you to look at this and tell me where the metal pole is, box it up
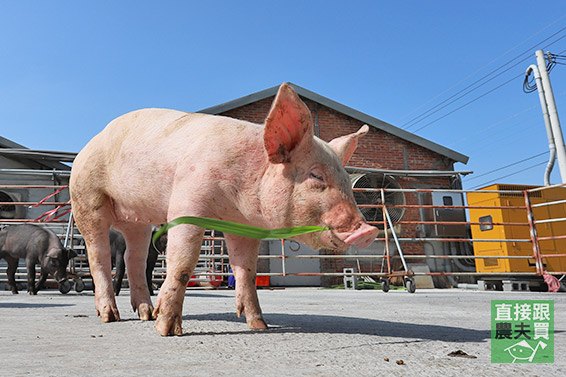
[384,206,409,272]
[381,189,391,275]
[280,239,286,277]
[63,211,74,249]
[524,191,544,276]
[536,49,566,183]
[526,64,556,185]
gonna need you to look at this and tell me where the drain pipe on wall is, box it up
[526,63,556,186]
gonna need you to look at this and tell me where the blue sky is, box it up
[1,1,566,189]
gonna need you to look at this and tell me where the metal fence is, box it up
[1,183,565,291]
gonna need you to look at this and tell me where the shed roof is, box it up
[0,136,73,170]
[199,82,469,164]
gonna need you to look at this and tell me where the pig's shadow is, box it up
[0,302,73,309]
[182,312,490,342]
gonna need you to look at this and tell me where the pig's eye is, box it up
[310,171,325,182]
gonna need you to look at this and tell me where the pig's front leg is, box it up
[225,235,268,330]
[25,259,37,295]
[34,270,49,292]
[153,225,204,336]
[86,233,121,322]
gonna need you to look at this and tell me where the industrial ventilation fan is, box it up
[0,191,17,219]
[350,173,406,227]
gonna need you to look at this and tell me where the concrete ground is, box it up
[0,287,563,377]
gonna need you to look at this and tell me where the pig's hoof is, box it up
[248,318,268,330]
[138,303,155,321]
[155,314,183,336]
[98,307,120,322]
[58,280,72,294]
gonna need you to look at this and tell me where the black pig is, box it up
[110,229,164,296]
[0,224,76,294]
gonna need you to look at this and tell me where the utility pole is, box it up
[535,49,566,183]
[526,63,556,186]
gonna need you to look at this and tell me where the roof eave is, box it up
[197,82,469,165]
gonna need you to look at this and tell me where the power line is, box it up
[448,91,566,148]
[413,73,524,132]
[470,161,549,190]
[464,151,549,182]
[411,32,566,133]
[401,26,566,131]
[405,58,531,131]
[396,14,566,125]
[448,104,539,147]
[468,120,541,156]
[526,51,566,91]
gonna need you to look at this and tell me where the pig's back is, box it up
[101,108,209,152]
[74,109,211,181]
[71,108,263,221]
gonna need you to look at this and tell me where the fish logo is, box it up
[504,340,547,363]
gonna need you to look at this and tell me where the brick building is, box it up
[200,83,471,286]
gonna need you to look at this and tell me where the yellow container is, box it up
[466,184,566,273]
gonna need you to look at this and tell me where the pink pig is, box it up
[70,83,378,336]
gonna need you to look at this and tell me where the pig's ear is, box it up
[328,125,370,166]
[264,83,313,163]
[46,249,60,259]
[67,248,77,259]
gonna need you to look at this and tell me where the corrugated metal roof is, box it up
[0,137,73,170]
[0,149,76,162]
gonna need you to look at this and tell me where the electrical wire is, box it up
[469,161,549,190]
[403,27,566,129]
[469,119,545,155]
[464,151,549,182]
[395,15,566,125]
[523,73,538,93]
[413,33,566,133]
[524,50,566,94]
[449,90,565,148]
[405,58,531,131]
[402,27,566,131]
[413,73,524,132]
[448,104,539,147]
[548,52,566,72]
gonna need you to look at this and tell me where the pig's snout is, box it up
[343,223,378,248]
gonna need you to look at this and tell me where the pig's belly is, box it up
[106,163,174,226]
[111,198,168,226]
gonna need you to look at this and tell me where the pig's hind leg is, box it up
[225,235,268,330]
[118,224,155,321]
[113,252,125,296]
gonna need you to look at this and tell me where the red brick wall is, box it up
[221,95,460,284]
[222,96,455,176]
[221,97,274,124]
